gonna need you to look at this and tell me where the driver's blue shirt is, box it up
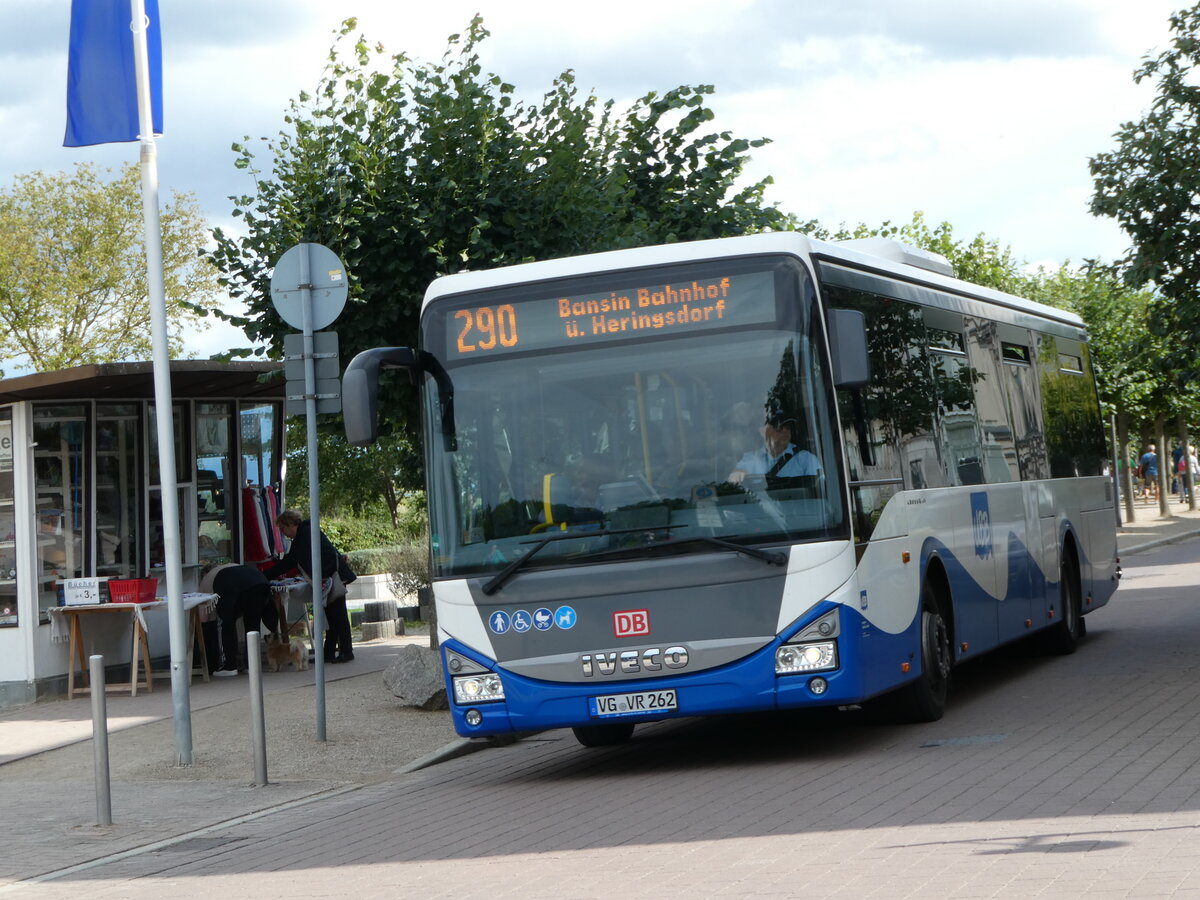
[734,442,821,477]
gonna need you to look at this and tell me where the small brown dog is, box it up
[265,633,308,672]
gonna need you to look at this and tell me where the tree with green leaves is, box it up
[1025,263,1167,515]
[1089,5,1200,381]
[0,162,217,376]
[207,16,794,495]
[1026,264,1162,424]
[824,211,1028,295]
[282,419,419,528]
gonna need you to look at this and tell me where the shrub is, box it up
[346,547,398,576]
[342,535,430,598]
[388,538,431,598]
[319,515,401,552]
[395,496,427,540]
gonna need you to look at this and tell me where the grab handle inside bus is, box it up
[826,308,871,389]
[343,346,457,450]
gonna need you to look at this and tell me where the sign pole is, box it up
[1111,412,1122,527]
[299,242,328,742]
[270,240,346,744]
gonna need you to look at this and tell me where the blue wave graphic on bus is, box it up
[919,523,1101,655]
[924,532,1056,603]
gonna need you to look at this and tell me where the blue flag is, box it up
[64,0,163,147]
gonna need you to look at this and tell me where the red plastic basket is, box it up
[107,578,158,604]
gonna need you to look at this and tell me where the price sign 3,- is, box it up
[63,576,103,606]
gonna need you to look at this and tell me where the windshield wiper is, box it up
[480,525,683,595]
[668,536,788,566]
[569,533,788,568]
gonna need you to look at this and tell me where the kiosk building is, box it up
[0,360,284,707]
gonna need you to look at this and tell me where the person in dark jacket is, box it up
[263,509,353,663]
[199,563,278,676]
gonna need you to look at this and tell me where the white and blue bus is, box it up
[344,232,1119,746]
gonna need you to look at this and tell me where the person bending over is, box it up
[200,563,277,677]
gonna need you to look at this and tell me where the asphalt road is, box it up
[11,538,1200,899]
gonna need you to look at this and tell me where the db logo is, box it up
[614,609,651,637]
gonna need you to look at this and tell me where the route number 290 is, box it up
[454,304,519,354]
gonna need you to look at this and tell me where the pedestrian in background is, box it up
[1139,443,1158,501]
[1183,445,1200,505]
[264,510,354,664]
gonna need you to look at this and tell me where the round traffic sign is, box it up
[270,243,349,331]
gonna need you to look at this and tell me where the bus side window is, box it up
[1038,334,1106,478]
[925,310,984,487]
[828,286,936,490]
[964,318,1020,484]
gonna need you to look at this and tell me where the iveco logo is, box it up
[581,646,689,677]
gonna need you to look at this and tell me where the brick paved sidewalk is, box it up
[11,535,1200,899]
[0,633,473,887]
[3,505,1199,892]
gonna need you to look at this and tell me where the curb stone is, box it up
[396,731,533,774]
[1119,527,1200,556]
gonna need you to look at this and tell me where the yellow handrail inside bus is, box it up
[538,473,566,532]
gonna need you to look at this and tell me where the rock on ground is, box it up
[383,644,449,710]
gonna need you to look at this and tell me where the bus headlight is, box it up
[452,673,506,704]
[775,641,838,675]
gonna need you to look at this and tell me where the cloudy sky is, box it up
[0,0,1186,360]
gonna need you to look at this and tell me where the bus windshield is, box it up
[422,256,847,578]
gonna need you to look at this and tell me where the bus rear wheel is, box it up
[1043,549,1083,655]
[572,723,635,747]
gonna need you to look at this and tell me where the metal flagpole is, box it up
[130,0,192,764]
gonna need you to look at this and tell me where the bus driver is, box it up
[727,414,820,485]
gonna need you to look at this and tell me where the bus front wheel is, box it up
[572,723,635,747]
[899,583,952,723]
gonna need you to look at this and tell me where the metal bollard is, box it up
[246,631,268,785]
[89,655,112,826]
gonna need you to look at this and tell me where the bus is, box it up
[343,232,1119,746]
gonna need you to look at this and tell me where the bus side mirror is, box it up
[343,346,456,450]
[826,308,870,389]
[343,347,420,446]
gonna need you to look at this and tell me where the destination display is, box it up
[443,269,778,360]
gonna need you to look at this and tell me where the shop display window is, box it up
[0,408,15,626]
[239,402,277,487]
[196,402,235,565]
[95,404,140,579]
[33,404,87,620]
